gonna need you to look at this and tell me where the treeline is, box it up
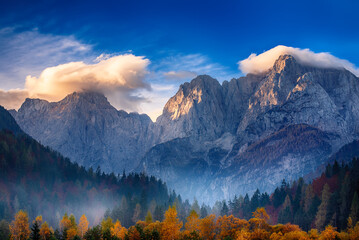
[2,206,359,240]
[215,158,359,231]
[0,130,172,227]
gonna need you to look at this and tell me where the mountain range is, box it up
[9,54,359,203]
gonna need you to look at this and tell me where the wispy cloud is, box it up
[0,27,93,89]
[238,45,359,77]
[152,53,237,82]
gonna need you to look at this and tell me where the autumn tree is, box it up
[161,206,183,240]
[78,215,89,238]
[34,216,43,226]
[110,220,127,239]
[9,210,30,240]
[184,210,200,235]
[101,217,114,232]
[60,213,71,232]
[39,222,52,240]
[66,228,78,240]
[217,215,249,239]
[145,211,153,224]
[318,225,339,240]
[252,208,269,227]
[198,214,216,240]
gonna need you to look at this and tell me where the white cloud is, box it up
[0,54,150,111]
[238,45,359,77]
[0,89,28,110]
[163,71,197,80]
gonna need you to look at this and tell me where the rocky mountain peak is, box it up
[18,98,50,117]
[61,91,112,108]
[272,54,298,72]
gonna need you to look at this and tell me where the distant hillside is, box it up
[0,130,171,227]
[330,140,359,164]
[0,105,23,134]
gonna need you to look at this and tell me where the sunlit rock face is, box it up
[12,92,154,172]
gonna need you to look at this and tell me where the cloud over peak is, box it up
[0,54,150,111]
[238,45,359,77]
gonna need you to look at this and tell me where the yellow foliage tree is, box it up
[236,229,251,240]
[199,214,216,240]
[250,208,270,229]
[161,206,183,240]
[59,213,71,231]
[39,222,53,240]
[282,230,309,240]
[78,214,89,238]
[101,217,114,232]
[349,222,359,239]
[111,220,127,239]
[34,216,43,225]
[9,210,30,240]
[66,227,77,240]
[127,226,141,240]
[184,210,200,234]
[216,215,249,240]
[318,225,339,240]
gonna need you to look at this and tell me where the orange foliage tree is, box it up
[59,213,71,231]
[9,210,31,240]
[199,214,216,240]
[160,206,183,240]
[39,222,53,240]
[216,215,249,240]
[78,214,89,238]
[318,225,339,240]
[111,220,127,239]
[184,210,201,235]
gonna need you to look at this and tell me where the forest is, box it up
[1,129,359,239]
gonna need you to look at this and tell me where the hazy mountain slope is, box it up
[11,92,154,172]
[0,129,171,227]
[0,105,23,134]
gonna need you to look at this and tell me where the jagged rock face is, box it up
[155,74,263,143]
[236,55,359,151]
[155,75,226,143]
[141,55,359,202]
[12,92,154,172]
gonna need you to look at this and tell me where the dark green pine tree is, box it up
[339,174,351,229]
[221,201,229,216]
[250,189,260,211]
[30,221,40,240]
[154,205,164,222]
[278,195,293,224]
[200,204,208,218]
[349,192,359,225]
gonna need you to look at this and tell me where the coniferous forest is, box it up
[1,128,359,239]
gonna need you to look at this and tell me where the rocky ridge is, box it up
[10,54,359,203]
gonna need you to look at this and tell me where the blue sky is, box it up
[0,0,359,120]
